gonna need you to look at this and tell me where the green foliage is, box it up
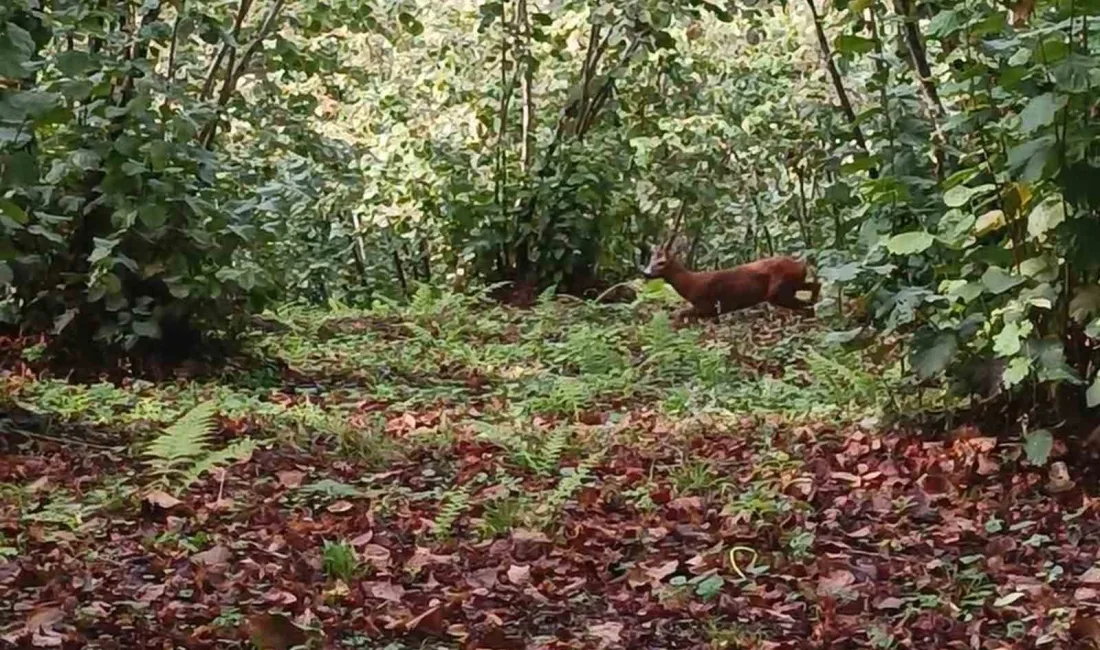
[322,540,361,582]
[143,401,255,493]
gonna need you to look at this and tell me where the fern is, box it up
[433,485,470,538]
[145,401,217,472]
[534,427,570,476]
[144,401,254,494]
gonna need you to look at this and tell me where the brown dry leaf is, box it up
[587,621,624,647]
[360,544,392,570]
[405,605,446,634]
[506,564,531,586]
[144,490,182,510]
[277,470,305,489]
[644,559,679,583]
[137,583,166,603]
[26,476,49,494]
[1080,565,1100,585]
[817,569,856,597]
[370,581,406,602]
[247,613,308,650]
[467,567,498,590]
[405,547,454,573]
[191,545,232,568]
[350,531,374,547]
[265,590,298,606]
[326,500,354,514]
[31,633,62,648]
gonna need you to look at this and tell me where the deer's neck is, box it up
[662,260,698,300]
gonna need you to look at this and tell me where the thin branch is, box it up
[804,0,869,152]
[200,0,253,101]
[167,0,185,83]
[201,0,287,148]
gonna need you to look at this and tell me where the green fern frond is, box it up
[433,485,470,538]
[182,438,257,488]
[144,401,217,469]
[536,427,570,475]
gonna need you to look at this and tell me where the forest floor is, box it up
[1,289,1099,650]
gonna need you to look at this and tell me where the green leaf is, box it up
[56,50,93,76]
[1088,374,1100,408]
[398,12,424,35]
[885,230,934,255]
[834,34,875,55]
[53,308,78,334]
[0,199,28,227]
[1026,199,1065,240]
[1086,318,1100,339]
[993,320,1029,357]
[944,184,994,208]
[1002,356,1031,387]
[0,261,12,287]
[981,266,1026,294]
[912,333,957,380]
[121,160,147,176]
[138,204,168,229]
[926,9,962,37]
[944,280,984,303]
[1019,255,1059,283]
[88,237,119,265]
[1019,93,1066,134]
[1023,429,1053,466]
[132,319,162,339]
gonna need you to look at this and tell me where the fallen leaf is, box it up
[350,531,374,547]
[1080,565,1100,585]
[31,633,62,648]
[876,597,905,610]
[467,567,498,590]
[506,564,531,586]
[191,545,232,567]
[644,559,679,583]
[817,569,856,597]
[360,544,392,569]
[277,470,305,489]
[370,582,405,602]
[144,490,182,510]
[26,476,49,493]
[993,591,1025,607]
[265,590,298,606]
[587,621,623,646]
[247,613,308,650]
[137,583,166,602]
[326,500,354,513]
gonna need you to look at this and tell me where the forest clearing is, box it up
[3,294,1099,648]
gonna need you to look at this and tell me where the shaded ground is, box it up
[1,292,1099,649]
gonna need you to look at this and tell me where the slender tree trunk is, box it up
[804,0,869,152]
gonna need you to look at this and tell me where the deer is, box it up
[641,209,820,322]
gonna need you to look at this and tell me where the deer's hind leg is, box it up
[770,280,816,314]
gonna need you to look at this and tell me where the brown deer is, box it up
[641,211,820,321]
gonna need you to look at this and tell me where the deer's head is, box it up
[641,205,686,279]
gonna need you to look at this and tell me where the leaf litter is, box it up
[1,305,1098,649]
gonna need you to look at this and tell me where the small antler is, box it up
[663,202,686,251]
